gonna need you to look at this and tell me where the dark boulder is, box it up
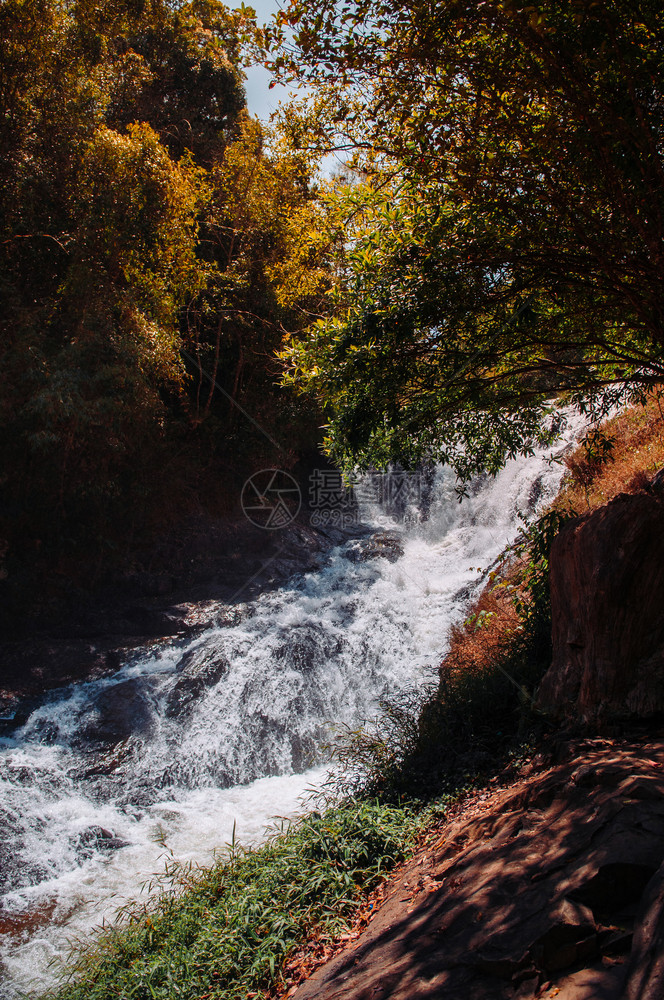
[84,678,155,744]
[342,532,404,564]
[72,825,130,858]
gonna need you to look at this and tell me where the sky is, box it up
[241,0,346,176]
[242,0,295,120]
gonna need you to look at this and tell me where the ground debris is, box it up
[286,737,664,1000]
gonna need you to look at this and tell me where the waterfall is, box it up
[0,420,583,996]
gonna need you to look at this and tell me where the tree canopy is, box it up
[5,0,664,600]
[275,0,664,477]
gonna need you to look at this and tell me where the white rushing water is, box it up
[0,419,584,996]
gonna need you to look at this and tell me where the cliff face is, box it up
[537,488,664,721]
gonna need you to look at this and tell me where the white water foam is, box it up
[0,415,585,995]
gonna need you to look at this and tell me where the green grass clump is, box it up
[44,800,423,1000]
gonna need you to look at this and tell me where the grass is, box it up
[43,800,432,1000]
[554,394,664,513]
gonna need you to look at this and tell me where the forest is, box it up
[0,0,332,615]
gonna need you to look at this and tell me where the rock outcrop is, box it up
[165,647,230,718]
[0,516,359,722]
[291,739,664,1000]
[342,532,404,564]
[537,489,664,721]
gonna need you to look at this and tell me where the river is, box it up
[0,423,582,996]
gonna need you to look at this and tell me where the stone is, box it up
[164,647,230,718]
[73,825,130,858]
[84,678,155,744]
[537,491,664,721]
[622,861,664,1000]
[290,740,664,1000]
[342,532,404,564]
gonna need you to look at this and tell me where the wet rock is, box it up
[272,624,344,679]
[73,825,130,858]
[0,511,359,702]
[342,532,404,564]
[538,490,664,721]
[76,737,141,779]
[83,678,155,744]
[165,648,230,718]
[527,475,545,511]
[0,898,59,940]
[0,695,44,734]
[28,718,60,744]
[0,641,124,716]
[0,842,49,893]
[214,604,250,628]
[289,730,320,772]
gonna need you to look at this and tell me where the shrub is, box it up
[44,801,421,1000]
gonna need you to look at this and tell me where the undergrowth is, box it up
[43,801,428,1000]
[322,622,549,802]
[555,393,664,512]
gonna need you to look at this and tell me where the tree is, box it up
[275,0,664,477]
[0,0,240,571]
[107,0,247,166]
[182,114,331,463]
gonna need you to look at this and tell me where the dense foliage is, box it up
[0,0,330,601]
[276,0,664,477]
[6,0,664,593]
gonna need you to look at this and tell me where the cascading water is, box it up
[0,420,584,996]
